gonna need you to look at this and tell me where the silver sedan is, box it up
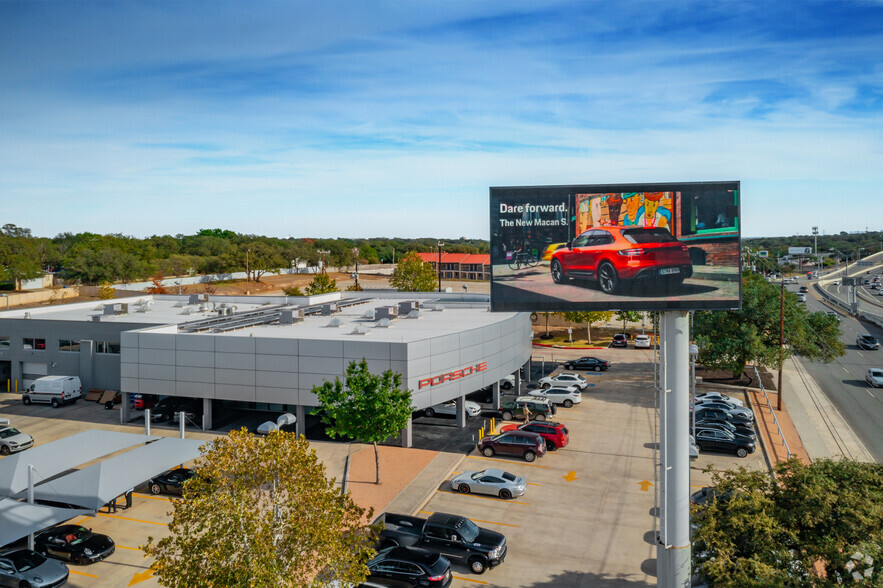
[450,468,526,499]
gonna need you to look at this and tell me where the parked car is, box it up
[692,399,754,421]
[689,435,698,459]
[366,546,452,587]
[376,512,506,575]
[450,468,526,499]
[797,293,807,303]
[693,391,744,407]
[611,334,629,348]
[527,387,582,408]
[562,356,610,371]
[132,393,156,410]
[692,407,753,425]
[34,525,115,565]
[857,334,880,350]
[694,429,755,458]
[634,334,652,349]
[694,422,756,445]
[0,548,69,587]
[866,368,883,388]
[537,373,588,390]
[0,425,34,455]
[148,468,195,495]
[424,400,482,419]
[497,396,556,421]
[550,226,693,294]
[499,421,569,451]
[499,375,515,390]
[693,416,756,439]
[151,397,202,423]
[477,430,546,462]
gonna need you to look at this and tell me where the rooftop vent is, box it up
[91,314,101,322]
[376,318,391,328]
[431,305,446,312]
[408,310,421,319]
[350,325,369,335]
[326,317,341,328]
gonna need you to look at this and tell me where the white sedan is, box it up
[538,373,588,390]
[424,400,482,418]
[867,368,883,388]
[634,334,652,349]
[528,387,582,408]
[694,391,744,407]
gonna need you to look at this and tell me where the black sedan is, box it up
[694,423,756,445]
[34,525,115,565]
[366,546,452,587]
[148,468,195,495]
[562,357,610,371]
[693,407,753,425]
[694,429,755,458]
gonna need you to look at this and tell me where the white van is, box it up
[23,376,82,408]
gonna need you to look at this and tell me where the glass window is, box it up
[59,339,81,352]
[0,336,9,348]
[96,341,121,354]
[23,338,46,350]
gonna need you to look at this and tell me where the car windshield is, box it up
[471,471,486,480]
[64,527,92,545]
[871,370,883,377]
[7,550,45,572]
[861,335,878,343]
[621,228,678,244]
[458,518,480,542]
[0,428,21,438]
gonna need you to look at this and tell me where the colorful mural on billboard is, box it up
[576,192,674,233]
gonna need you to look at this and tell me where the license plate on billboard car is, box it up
[659,268,680,275]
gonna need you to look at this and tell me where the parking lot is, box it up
[0,347,766,588]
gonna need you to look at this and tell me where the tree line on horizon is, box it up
[0,223,489,287]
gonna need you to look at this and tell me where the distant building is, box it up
[414,252,490,281]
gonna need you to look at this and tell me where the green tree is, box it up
[0,226,43,288]
[243,240,286,282]
[614,311,641,333]
[692,458,883,587]
[558,311,614,344]
[693,272,844,377]
[389,252,437,292]
[305,273,339,295]
[97,281,115,299]
[313,359,413,484]
[143,429,376,588]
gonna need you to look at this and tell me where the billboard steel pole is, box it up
[658,311,691,587]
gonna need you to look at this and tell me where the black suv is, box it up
[563,357,610,371]
[498,397,556,421]
[857,334,880,350]
[366,546,452,587]
[611,334,628,348]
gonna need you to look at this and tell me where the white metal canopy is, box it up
[0,499,90,547]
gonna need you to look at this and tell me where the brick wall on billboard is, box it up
[692,240,740,266]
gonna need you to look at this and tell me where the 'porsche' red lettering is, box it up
[418,361,489,388]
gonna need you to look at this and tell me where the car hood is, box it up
[2,431,33,445]
[79,534,115,553]
[472,528,506,548]
[20,558,68,585]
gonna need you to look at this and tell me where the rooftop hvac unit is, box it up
[103,305,115,315]
[321,303,338,316]
[189,294,199,305]
[279,310,294,325]
[326,318,341,328]
[374,306,398,322]
[398,301,420,315]
[118,303,128,315]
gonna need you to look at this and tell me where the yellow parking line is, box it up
[454,575,488,584]
[527,482,542,486]
[97,512,167,526]
[117,544,142,551]
[69,570,99,578]
[419,511,519,528]
[467,456,550,469]
[435,490,529,506]
[135,493,172,502]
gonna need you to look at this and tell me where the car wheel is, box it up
[458,483,471,494]
[500,488,512,499]
[523,450,536,462]
[534,413,546,421]
[542,383,550,389]
[482,447,495,457]
[595,366,602,372]
[501,381,512,390]
[551,260,567,284]
[23,395,32,405]
[564,363,572,370]
[150,483,162,495]
[736,447,748,458]
[0,446,9,456]
[424,407,436,418]
[51,398,60,408]
[563,399,573,408]
[546,440,557,452]
[20,580,33,588]
[469,557,489,574]
[597,261,619,294]
[501,411,514,421]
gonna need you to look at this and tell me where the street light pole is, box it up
[437,241,444,293]
[777,278,785,411]
[812,226,819,271]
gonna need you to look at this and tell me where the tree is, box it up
[143,429,377,587]
[389,252,437,292]
[614,311,641,333]
[558,311,614,344]
[97,281,115,299]
[313,359,413,484]
[692,458,883,587]
[283,286,305,296]
[145,272,169,295]
[305,273,339,295]
[693,272,845,377]
[243,240,286,282]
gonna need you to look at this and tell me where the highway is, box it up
[793,274,883,462]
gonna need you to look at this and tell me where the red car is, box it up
[550,226,693,294]
[499,421,569,451]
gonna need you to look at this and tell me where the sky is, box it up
[1,1,882,240]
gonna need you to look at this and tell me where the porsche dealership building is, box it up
[0,291,532,446]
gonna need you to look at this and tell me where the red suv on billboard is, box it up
[550,226,693,294]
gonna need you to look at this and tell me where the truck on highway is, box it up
[376,512,506,574]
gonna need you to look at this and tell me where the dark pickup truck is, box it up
[376,512,506,574]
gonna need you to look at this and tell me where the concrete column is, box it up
[514,370,521,396]
[78,340,94,389]
[295,405,306,437]
[492,382,501,410]
[202,397,213,430]
[120,392,130,423]
[399,416,412,448]
[455,396,466,428]
[657,311,691,587]
[523,360,531,384]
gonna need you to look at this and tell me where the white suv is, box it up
[538,373,588,390]
[528,387,582,408]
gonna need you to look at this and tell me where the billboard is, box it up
[489,181,741,312]
[788,247,812,255]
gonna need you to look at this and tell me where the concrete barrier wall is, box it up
[1,287,82,308]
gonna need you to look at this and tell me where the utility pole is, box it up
[317,250,330,275]
[812,226,819,270]
[437,241,444,292]
[245,248,250,282]
[777,278,785,411]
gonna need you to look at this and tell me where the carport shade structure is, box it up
[0,499,91,547]
[0,430,159,497]
[24,437,205,511]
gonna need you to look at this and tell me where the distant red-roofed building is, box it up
[413,252,490,281]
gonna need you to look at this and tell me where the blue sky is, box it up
[2,1,882,240]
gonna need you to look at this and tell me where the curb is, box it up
[383,451,470,516]
[532,343,605,349]
[741,388,776,475]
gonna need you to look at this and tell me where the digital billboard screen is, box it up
[489,181,741,312]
